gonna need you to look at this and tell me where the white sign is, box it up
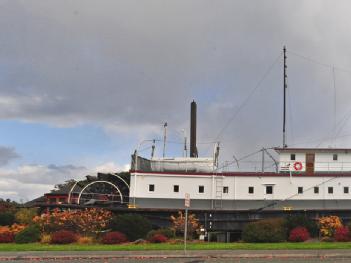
[185,193,190,208]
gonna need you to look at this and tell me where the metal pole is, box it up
[184,208,188,254]
[163,122,167,158]
[133,149,138,207]
[151,139,155,159]
[283,46,287,148]
[182,129,187,158]
[261,148,265,173]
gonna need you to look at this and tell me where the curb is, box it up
[2,252,351,261]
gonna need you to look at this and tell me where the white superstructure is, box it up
[130,148,351,210]
[277,148,351,173]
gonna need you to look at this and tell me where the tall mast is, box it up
[283,46,287,148]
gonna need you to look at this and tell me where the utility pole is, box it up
[283,46,288,148]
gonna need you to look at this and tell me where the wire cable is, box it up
[213,52,283,142]
[288,50,351,74]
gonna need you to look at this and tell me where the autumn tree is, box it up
[170,211,202,239]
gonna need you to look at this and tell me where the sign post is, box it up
[184,193,190,254]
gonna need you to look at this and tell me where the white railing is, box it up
[279,161,351,172]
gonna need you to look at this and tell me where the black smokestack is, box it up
[190,100,198,157]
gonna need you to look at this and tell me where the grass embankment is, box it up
[2,242,351,251]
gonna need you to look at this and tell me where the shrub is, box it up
[288,227,310,242]
[33,208,112,235]
[51,230,78,244]
[14,225,41,244]
[0,212,15,226]
[40,234,51,244]
[334,226,350,242]
[77,236,94,244]
[101,231,127,244]
[148,234,168,243]
[242,218,287,243]
[285,215,318,237]
[15,208,37,225]
[319,216,342,237]
[146,228,175,240]
[8,224,26,235]
[0,232,14,243]
[0,224,26,241]
[0,199,17,214]
[109,214,151,241]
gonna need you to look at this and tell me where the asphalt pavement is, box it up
[2,250,351,262]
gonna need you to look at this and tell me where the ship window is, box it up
[344,187,349,194]
[266,186,273,194]
[149,184,155,192]
[298,187,303,194]
[328,187,333,194]
[290,154,296,161]
[248,187,254,194]
[223,186,229,194]
[173,185,179,193]
[314,187,319,194]
[333,154,338,161]
[198,185,204,193]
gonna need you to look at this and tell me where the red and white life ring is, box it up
[293,161,303,171]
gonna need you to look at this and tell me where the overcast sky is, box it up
[1,0,351,201]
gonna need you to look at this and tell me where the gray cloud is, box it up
[0,147,19,166]
[1,0,351,164]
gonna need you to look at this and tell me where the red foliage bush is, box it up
[101,231,128,244]
[0,232,14,243]
[51,230,78,244]
[334,226,350,242]
[149,234,168,243]
[288,227,310,242]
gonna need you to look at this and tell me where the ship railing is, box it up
[279,161,351,172]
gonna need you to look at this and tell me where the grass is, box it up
[2,242,351,251]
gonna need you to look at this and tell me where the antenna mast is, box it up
[283,46,287,148]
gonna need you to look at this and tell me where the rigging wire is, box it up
[288,50,351,74]
[213,52,283,142]
[288,130,351,147]
[315,106,351,147]
[217,148,274,171]
[286,76,295,146]
[287,49,351,147]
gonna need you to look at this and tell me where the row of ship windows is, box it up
[148,184,350,195]
[290,153,338,161]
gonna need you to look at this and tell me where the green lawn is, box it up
[2,242,351,251]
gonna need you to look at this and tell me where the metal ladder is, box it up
[214,175,223,209]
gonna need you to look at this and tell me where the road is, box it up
[2,250,351,262]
